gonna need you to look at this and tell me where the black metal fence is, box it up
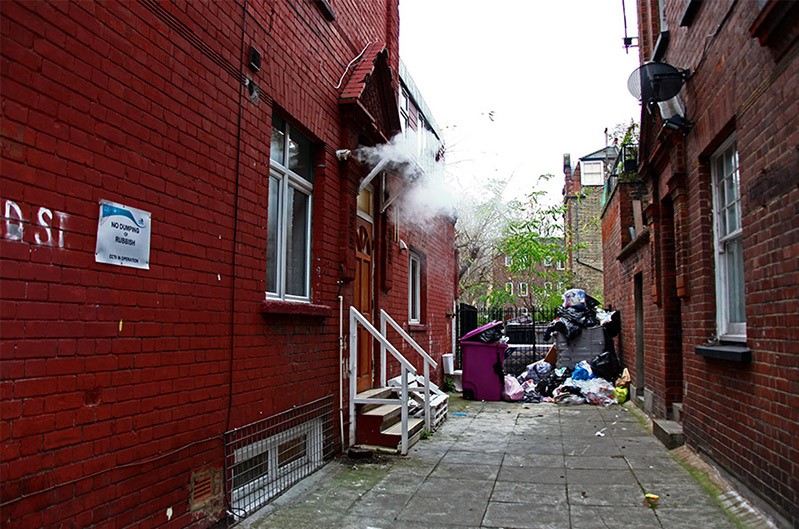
[455,304,559,376]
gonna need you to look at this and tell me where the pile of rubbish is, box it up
[501,289,629,406]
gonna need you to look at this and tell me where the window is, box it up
[409,252,421,323]
[519,283,529,297]
[504,255,512,267]
[711,138,746,340]
[230,418,324,513]
[543,257,553,267]
[505,282,513,296]
[417,116,428,159]
[267,115,314,301]
[556,260,565,270]
[581,161,604,186]
[399,90,410,136]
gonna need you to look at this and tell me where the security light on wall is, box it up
[663,115,694,133]
[659,95,693,133]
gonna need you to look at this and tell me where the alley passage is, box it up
[242,400,739,529]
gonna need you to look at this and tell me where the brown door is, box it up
[354,215,374,392]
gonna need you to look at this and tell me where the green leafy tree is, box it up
[455,177,520,306]
[488,174,576,311]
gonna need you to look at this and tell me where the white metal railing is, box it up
[379,310,438,432]
[349,307,416,455]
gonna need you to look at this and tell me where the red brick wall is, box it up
[374,172,457,384]
[601,180,653,400]
[1,1,458,528]
[629,0,799,525]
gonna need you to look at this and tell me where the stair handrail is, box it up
[379,309,439,432]
[349,306,415,454]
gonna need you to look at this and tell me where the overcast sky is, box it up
[398,0,642,204]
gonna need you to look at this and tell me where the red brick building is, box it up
[0,1,456,527]
[602,1,798,526]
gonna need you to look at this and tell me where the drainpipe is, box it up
[338,293,345,452]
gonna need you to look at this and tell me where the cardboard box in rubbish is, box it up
[555,326,605,368]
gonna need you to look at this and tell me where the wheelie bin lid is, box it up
[460,320,504,343]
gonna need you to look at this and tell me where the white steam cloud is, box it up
[354,132,455,225]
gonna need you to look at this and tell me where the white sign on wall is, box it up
[95,200,151,270]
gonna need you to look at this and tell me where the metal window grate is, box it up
[224,395,335,521]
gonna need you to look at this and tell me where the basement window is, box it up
[230,419,324,514]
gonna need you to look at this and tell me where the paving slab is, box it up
[242,398,758,529]
[483,502,571,529]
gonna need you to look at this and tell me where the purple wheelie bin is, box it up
[459,321,507,401]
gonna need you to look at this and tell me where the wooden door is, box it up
[354,216,374,392]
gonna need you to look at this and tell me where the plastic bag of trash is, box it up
[476,326,504,343]
[554,393,586,405]
[520,360,552,385]
[614,385,628,404]
[503,374,524,401]
[590,350,621,381]
[571,378,616,406]
[572,361,594,381]
[535,367,572,397]
[562,288,586,308]
[615,368,631,388]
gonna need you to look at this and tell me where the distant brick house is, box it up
[563,147,616,302]
[490,247,567,311]
[0,1,455,527]
[602,1,798,526]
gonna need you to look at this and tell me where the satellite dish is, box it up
[628,62,689,104]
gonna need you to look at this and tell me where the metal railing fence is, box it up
[223,395,335,521]
[455,305,559,375]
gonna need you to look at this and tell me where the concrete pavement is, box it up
[240,397,761,529]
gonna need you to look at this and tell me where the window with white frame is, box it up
[505,282,513,296]
[417,116,427,157]
[399,89,410,136]
[409,252,421,323]
[711,138,746,339]
[504,255,512,267]
[581,160,604,186]
[267,115,313,301]
[519,283,529,297]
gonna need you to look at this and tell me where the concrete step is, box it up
[672,402,683,423]
[653,418,685,449]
